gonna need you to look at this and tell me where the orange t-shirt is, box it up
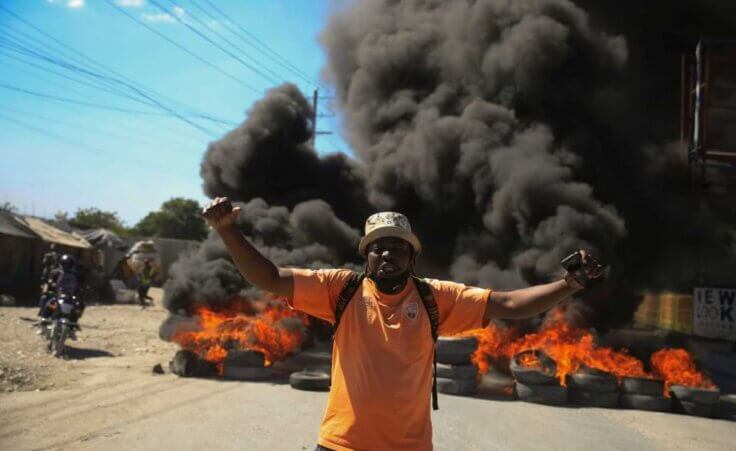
[289,268,491,451]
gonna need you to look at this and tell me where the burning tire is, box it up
[225,350,265,367]
[566,367,617,392]
[619,377,665,396]
[567,388,619,408]
[170,350,216,378]
[436,363,478,380]
[509,350,558,386]
[289,369,331,391]
[223,365,273,380]
[436,337,477,365]
[669,385,720,404]
[514,382,568,406]
[436,377,477,396]
[619,394,671,412]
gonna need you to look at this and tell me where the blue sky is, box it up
[0,0,348,225]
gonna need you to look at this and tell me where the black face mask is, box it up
[367,268,411,294]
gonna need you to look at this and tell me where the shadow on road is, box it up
[65,347,114,360]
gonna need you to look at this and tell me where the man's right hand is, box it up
[202,197,241,231]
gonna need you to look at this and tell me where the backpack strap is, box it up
[333,271,364,334]
[413,276,440,410]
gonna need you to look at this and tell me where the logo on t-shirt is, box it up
[404,302,419,321]
[362,296,377,323]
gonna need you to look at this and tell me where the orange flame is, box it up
[463,307,647,385]
[172,300,308,374]
[518,352,541,368]
[651,348,715,394]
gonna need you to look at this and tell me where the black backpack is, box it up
[333,272,441,410]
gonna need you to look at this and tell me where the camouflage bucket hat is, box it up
[358,212,421,257]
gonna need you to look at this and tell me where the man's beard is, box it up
[368,268,411,294]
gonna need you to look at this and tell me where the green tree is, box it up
[69,208,126,234]
[131,198,207,241]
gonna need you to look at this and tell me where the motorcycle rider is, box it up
[40,254,85,338]
[40,243,59,282]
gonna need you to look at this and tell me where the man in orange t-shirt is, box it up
[202,198,604,451]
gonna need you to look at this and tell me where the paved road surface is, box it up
[2,364,734,451]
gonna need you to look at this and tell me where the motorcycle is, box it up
[46,294,83,358]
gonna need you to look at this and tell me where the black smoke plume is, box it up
[164,0,736,331]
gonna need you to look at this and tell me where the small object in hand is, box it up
[202,197,233,220]
[561,250,607,289]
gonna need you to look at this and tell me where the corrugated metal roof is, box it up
[0,213,35,239]
[15,216,92,249]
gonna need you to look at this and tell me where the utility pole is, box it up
[309,88,335,149]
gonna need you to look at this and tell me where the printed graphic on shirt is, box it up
[362,296,377,324]
[403,301,419,321]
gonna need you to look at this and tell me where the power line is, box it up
[174,0,287,85]
[149,0,281,85]
[0,57,213,147]
[0,4,237,133]
[0,30,220,138]
[0,112,195,182]
[196,0,322,89]
[0,82,185,116]
[0,106,201,152]
[0,41,163,111]
[102,0,262,96]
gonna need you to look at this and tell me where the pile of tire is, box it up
[222,350,272,380]
[618,377,671,412]
[670,384,721,418]
[566,366,619,408]
[511,350,567,406]
[435,336,479,396]
[289,366,331,392]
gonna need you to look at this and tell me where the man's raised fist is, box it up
[202,197,240,230]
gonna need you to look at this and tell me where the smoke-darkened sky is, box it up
[165,0,736,330]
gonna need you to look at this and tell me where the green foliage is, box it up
[69,207,127,234]
[131,197,206,241]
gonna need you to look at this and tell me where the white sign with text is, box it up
[694,287,736,340]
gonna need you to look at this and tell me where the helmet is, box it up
[59,254,75,271]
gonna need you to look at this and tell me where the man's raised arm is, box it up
[485,250,605,320]
[202,197,294,299]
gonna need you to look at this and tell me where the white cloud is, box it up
[116,0,145,7]
[47,0,85,7]
[141,5,186,24]
[141,12,175,23]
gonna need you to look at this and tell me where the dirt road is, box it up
[1,290,735,451]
